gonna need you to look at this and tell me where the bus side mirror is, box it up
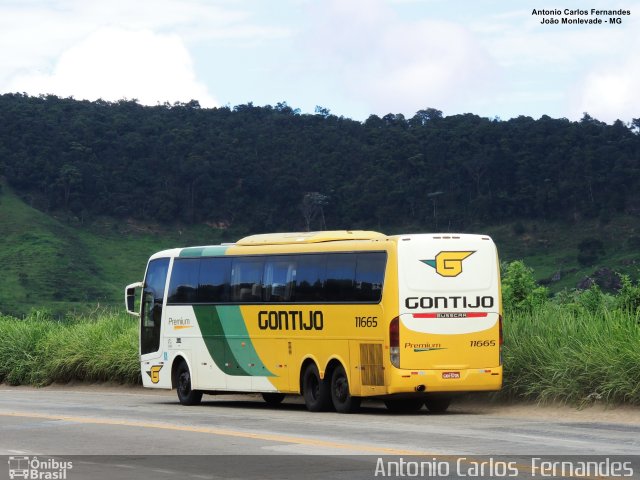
[125,282,143,316]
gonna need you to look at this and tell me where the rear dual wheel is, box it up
[330,365,360,413]
[302,363,332,412]
[302,363,360,413]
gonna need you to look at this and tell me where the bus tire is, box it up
[176,361,203,406]
[302,363,332,412]
[262,392,286,406]
[384,398,424,413]
[424,397,451,413]
[331,365,361,413]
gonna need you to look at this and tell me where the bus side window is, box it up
[324,253,357,302]
[263,257,296,302]
[199,257,232,303]
[231,257,264,302]
[354,252,386,302]
[167,259,200,304]
[293,254,325,302]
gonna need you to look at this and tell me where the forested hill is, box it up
[1,93,639,233]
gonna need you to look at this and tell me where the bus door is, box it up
[140,257,170,387]
[397,235,501,371]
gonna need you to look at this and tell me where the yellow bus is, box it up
[125,230,502,413]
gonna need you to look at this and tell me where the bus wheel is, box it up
[262,392,286,406]
[384,398,424,413]
[176,361,203,406]
[424,397,451,413]
[331,365,361,413]
[302,363,332,412]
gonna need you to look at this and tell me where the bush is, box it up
[616,274,640,315]
[501,261,548,311]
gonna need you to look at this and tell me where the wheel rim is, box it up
[334,375,348,403]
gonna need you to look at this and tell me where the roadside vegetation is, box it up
[501,261,640,405]
[0,309,139,386]
[1,261,640,406]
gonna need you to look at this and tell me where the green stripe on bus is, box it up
[180,246,229,257]
[192,305,245,375]
[192,305,274,377]
[216,305,275,377]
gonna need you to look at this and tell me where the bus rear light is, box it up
[390,316,400,368]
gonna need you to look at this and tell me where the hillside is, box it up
[1,94,639,234]
[0,183,231,316]
[1,94,640,315]
[2,180,640,316]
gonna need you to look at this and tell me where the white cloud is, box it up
[367,19,494,115]
[0,0,289,103]
[6,27,217,106]
[303,0,496,117]
[572,49,640,123]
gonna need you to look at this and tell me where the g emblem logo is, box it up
[421,251,475,277]
[146,365,163,384]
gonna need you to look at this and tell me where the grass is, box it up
[0,310,140,386]
[501,303,640,405]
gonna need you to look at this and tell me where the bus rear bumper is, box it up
[385,366,502,395]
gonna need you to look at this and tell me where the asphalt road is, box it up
[1,385,639,479]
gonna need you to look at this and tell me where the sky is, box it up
[0,0,638,124]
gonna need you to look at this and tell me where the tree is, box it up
[300,192,329,231]
[410,108,443,126]
[56,164,82,210]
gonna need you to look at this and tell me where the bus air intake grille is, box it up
[360,343,384,386]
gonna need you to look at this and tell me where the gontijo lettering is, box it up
[405,296,494,309]
[258,310,324,331]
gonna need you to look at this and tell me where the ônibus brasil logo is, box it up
[421,251,475,277]
[8,456,73,479]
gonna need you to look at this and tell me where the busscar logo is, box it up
[146,364,163,384]
[421,251,475,277]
